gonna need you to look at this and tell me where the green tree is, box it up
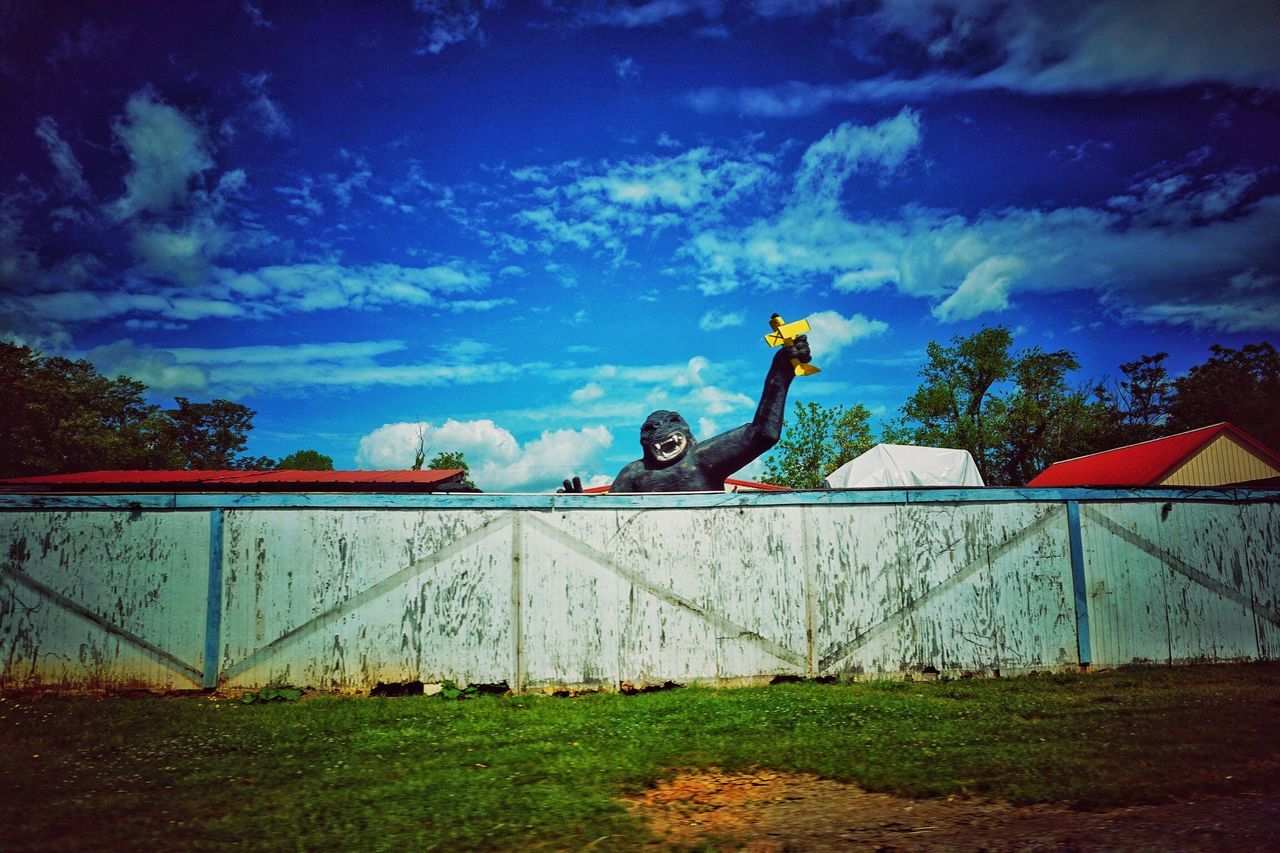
[887,328,1116,485]
[0,343,178,476]
[165,397,260,470]
[993,348,1110,486]
[276,449,334,471]
[886,326,1015,480]
[426,450,477,489]
[761,402,875,489]
[1166,343,1280,449]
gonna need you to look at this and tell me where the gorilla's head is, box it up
[640,410,694,467]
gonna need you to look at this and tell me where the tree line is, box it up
[0,342,483,483]
[0,342,329,477]
[762,328,1279,488]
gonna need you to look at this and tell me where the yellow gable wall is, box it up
[1160,434,1280,486]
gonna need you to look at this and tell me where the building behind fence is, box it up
[1,488,1277,692]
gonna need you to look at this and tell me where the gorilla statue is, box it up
[563,334,811,493]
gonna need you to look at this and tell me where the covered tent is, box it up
[824,444,985,488]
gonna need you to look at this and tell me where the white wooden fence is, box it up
[1,489,1276,692]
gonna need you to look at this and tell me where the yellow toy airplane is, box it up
[764,313,821,376]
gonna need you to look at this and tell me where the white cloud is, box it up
[131,216,232,285]
[667,114,1280,333]
[86,338,210,392]
[613,56,640,79]
[355,419,614,491]
[34,116,91,199]
[803,310,890,362]
[413,0,496,54]
[108,89,214,221]
[570,382,606,403]
[242,72,291,138]
[242,1,272,28]
[506,143,778,257]
[570,0,723,28]
[792,108,921,200]
[687,0,1280,114]
[698,309,744,331]
[80,338,546,396]
[931,255,1025,322]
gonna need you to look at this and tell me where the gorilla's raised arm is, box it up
[690,335,811,480]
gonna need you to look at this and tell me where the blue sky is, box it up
[2,0,1278,490]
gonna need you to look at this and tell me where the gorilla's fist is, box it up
[776,333,812,367]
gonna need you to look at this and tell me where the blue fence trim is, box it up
[0,486,1276,511]
[202,509,224,690]
[1065,501,1092,666]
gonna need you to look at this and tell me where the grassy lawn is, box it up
[3,663,1280,850]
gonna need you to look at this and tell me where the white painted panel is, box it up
[1157,502,1259,661]
[219,509,512,690]
[0,510,209,689]
[546,507,808,680]
[1238,502,1280,658]
[519,517,624,687]
[815,502,1071,676]
[1080,504,1171,666]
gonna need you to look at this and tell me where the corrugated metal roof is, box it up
[1027,422,1280,487]
[0,469,470,492]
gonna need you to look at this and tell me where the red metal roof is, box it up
[581,477,789,494]
[0,469,469,492]
[1026,422,1280,487]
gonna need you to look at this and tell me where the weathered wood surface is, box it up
[1079,501,1280,666]
[2,494,1277,691]
[1,510,210,689]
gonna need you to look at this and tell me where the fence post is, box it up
[1065,501,1092,667]
[202,509,225,689]
[510,512,525,694]
[802,506,817,678]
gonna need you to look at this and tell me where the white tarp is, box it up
[824,444,985,488]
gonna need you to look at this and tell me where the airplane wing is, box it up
[764,318,811,346]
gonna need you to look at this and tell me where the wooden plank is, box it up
[219,509,513,689]
[1079,504,1173,666]
[0,510,208,689]
[816,503,1069,676]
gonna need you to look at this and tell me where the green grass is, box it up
[4,664,1280,850]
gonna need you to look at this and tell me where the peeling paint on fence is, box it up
[1,488,1277,691]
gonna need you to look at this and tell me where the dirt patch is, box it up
[624,769,1280,850]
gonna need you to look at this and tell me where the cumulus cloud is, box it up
[217,261,491,313]
[414,0,497,54]
[792,108,921,201]
[613,56,640,79]
[34,117,91,199]
[930,255,1025,322]
[686,0,1280,115]
[508,143,778,257]
[803,310,890,362]
[567,0,723,28]
[108,89,215,221]
[241,72,291,138]
[242,1,272,28]
[570,382,606,403]
[355,419,614,491]
[699,309,744,330]
[78,338,547,396]
[86,339,210,392]
[670,113,1280,332]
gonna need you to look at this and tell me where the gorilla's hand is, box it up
[776,333,812,367]
[558,476,584,493]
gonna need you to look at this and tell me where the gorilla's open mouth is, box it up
[652,431,688,463]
